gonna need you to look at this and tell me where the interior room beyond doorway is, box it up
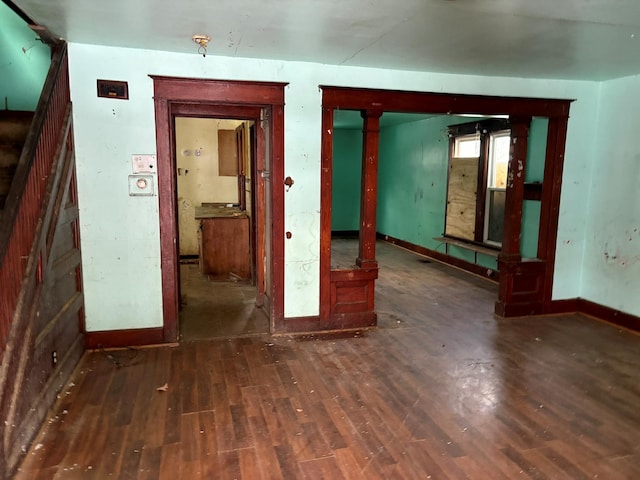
[174,116,268,340]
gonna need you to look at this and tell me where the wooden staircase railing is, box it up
[0,43,70,361]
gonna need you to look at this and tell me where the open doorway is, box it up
[174,117,268,339]
[319,86,571,331]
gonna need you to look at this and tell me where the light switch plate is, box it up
[132,154,157,174]
[128,174,154,196]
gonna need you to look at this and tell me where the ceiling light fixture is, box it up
[192,35,211,57]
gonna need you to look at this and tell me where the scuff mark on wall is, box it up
[603,237,640,268]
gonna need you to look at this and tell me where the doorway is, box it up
[319,86,572,330]
[174,116,267,339]
[152,77,287,342]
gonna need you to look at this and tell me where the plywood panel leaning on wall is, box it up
[445,157,478,241]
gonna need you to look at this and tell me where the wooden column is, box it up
[500,116,531,261]
[496,116,542,317]
[356,109,382,269]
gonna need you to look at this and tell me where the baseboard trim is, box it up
[85,327,165,349]
[577,299,640,333]
[331,230,360,239]
[548,298,640,333]
[377,233,498,282]
[272,312,376,334]
[546,298,581,314]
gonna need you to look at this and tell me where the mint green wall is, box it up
[332,128,362,231]
[581,74,640,317]
[377,115,452,249]
[0,2,50,110]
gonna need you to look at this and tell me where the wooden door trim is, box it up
[152,77,287,341]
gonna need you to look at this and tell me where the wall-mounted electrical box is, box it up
[128,174,154,196]
[132,154,157,174]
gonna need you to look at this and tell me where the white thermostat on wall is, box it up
[131,154,157,174]
[128,174,155,196]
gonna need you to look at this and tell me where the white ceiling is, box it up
[12,0,640,81]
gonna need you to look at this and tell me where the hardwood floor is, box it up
[15,242,640,479]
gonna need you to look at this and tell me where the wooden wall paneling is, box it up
[445,157,479,241]
[330,268,378,315]
[0,116,83,478]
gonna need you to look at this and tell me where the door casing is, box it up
[151,76,287,340]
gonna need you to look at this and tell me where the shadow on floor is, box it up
[179,263,269,340]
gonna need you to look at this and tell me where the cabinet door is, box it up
[200,217,250,279]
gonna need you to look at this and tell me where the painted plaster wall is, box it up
[0,2,50,110]
[175,117,242,256]
[378,115,456,248]
[67,43,597,331]
[332,128,362,231]
[582,74,640,316]
[520,118,548,259]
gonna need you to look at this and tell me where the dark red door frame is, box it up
[320,86,572,321]
[151,76,287,341]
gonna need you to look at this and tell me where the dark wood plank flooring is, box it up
[14,241,640,479]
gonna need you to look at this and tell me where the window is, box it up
[484,130,510,245]
[445,120,510,247]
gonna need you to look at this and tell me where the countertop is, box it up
[195,204,247,219]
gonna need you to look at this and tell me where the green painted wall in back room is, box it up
[520,118,549,259]
[332,115,549,269]
[377,115,499,267]
[331,128,362,231]
[0,2,50,111]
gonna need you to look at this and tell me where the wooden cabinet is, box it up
[197,206,250,279]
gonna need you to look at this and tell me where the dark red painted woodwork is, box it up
[548,298,640,333]
[85,327,165,349]
[272,312,377,334]
[270,104,286,324]
[319,86,571,118]
[0,44,71,358]
[356,110,382,270]
[538,117,570,307]
[500,117,531,259]
[495,117,540,315]
[152,77,287,339]
[170,103,262,119]
[150,76,287,105]
[495,259,546,316]
[320,86,572,322]
[319,107,335,321]
[0,42,84,477]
